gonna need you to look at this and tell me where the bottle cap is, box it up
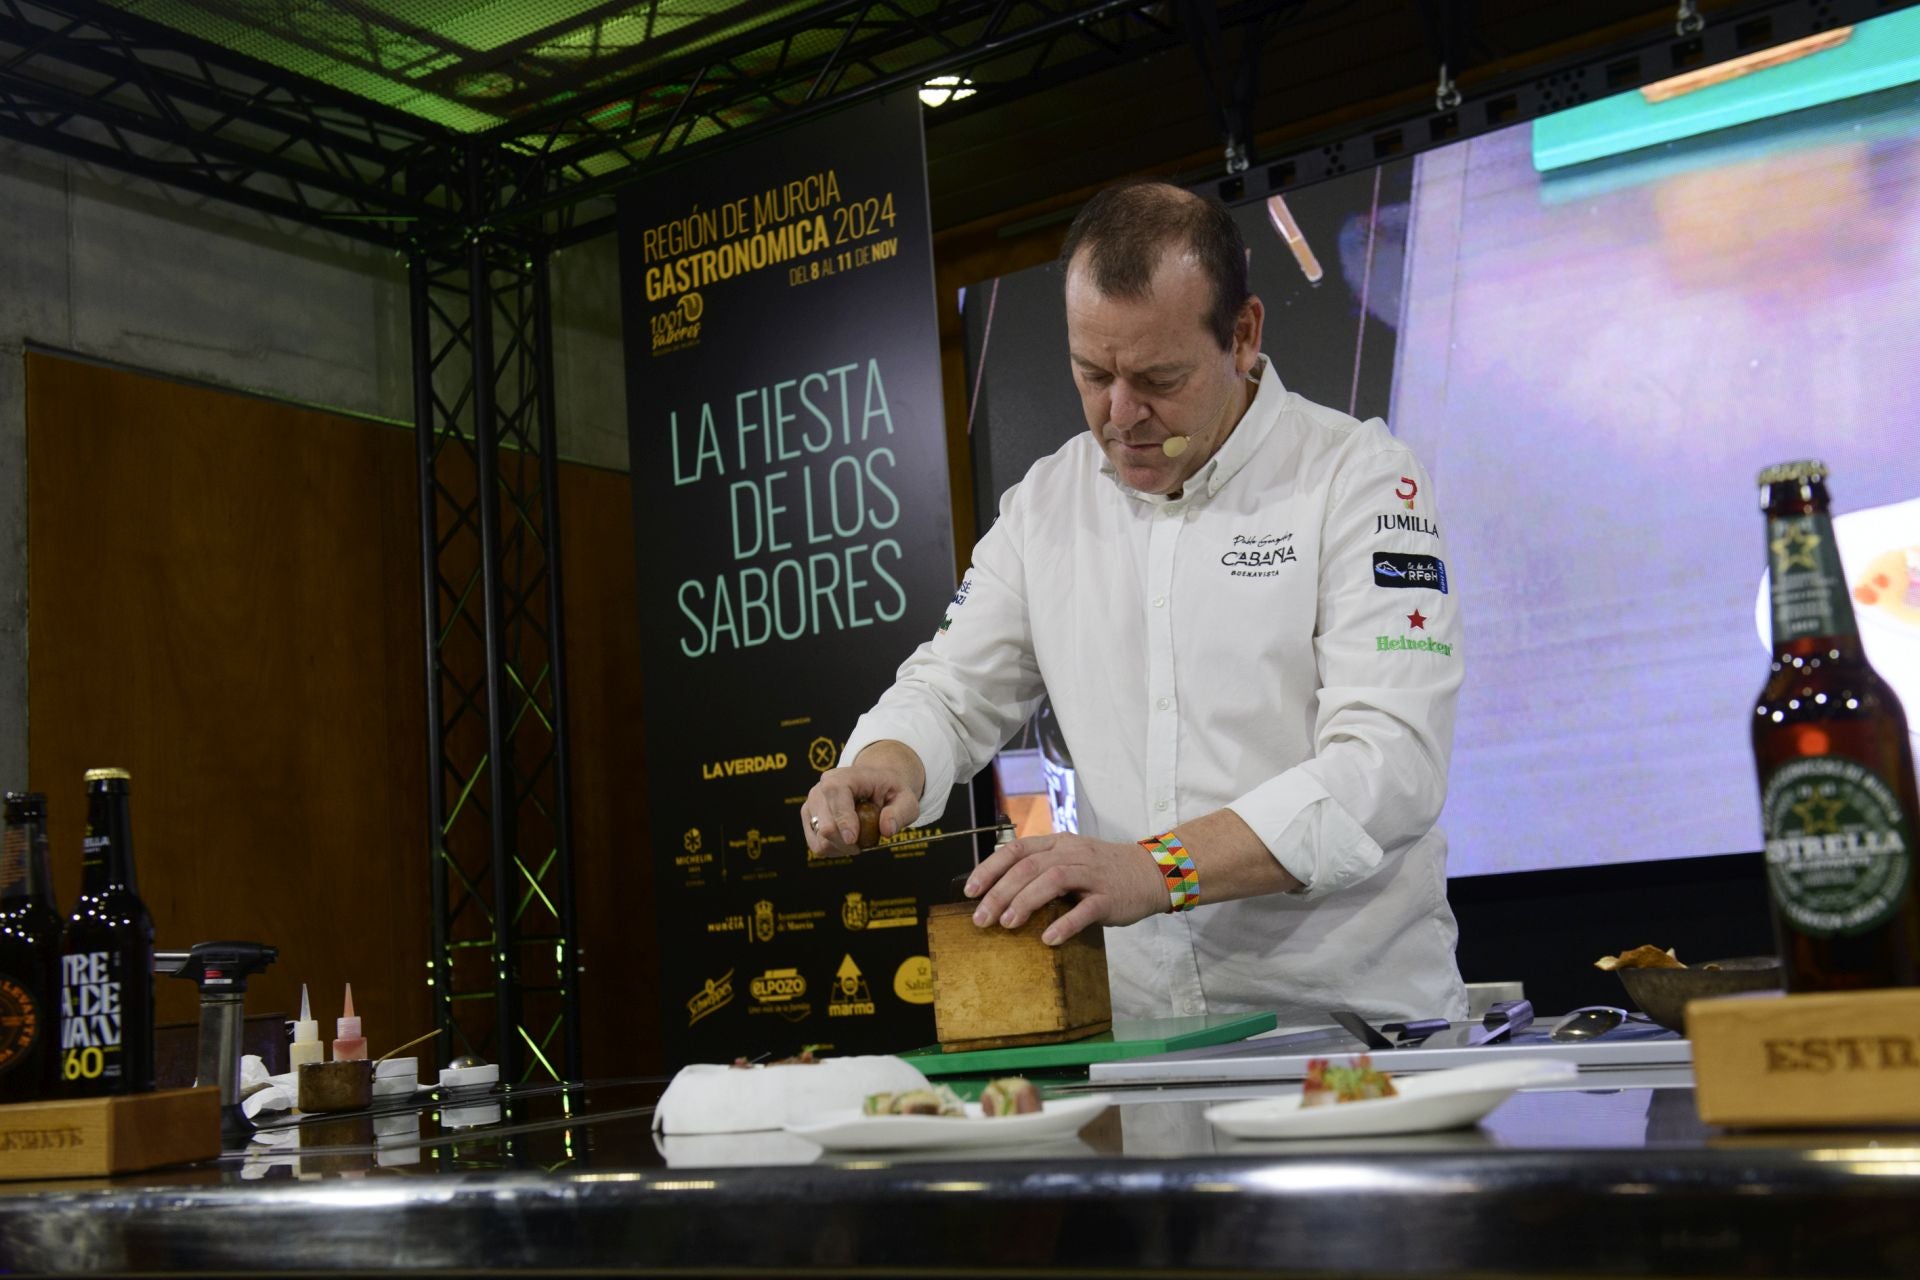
[83,767,132,784]
[337,982,363,1039]
[291,983,320,1042]
[1757,460,1828,486]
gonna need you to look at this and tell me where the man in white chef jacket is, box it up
[801,179,1466,1028]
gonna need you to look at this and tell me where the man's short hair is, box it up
[1058,179,1250,351]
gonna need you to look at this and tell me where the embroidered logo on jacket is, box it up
[1375,513,1439,537]
[1220,532,1297,577]
[1372,552,1448,593]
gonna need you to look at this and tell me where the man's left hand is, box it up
[963,833,1167,945]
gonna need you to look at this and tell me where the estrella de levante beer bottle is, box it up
[59,769,155,1094]
[1752,461,1920,991]
[0,792,62,1102]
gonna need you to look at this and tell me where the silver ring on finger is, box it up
[809,812,820,831]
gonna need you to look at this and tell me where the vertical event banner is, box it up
[618,92,965,1068]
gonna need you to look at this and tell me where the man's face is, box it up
[1065,249,1262,495]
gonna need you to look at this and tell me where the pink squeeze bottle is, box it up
[332,982,368,1061]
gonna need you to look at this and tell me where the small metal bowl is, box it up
[1614,956,1783,1035]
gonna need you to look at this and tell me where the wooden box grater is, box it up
[0,1086,221,1180]
[1689,987,1920,1128]
[926,900,1112,1051]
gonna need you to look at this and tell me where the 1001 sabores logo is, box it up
[651,291,704,355]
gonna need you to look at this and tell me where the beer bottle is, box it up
[59,769,155,1094]
[1752,461,1920,991]
[0,792,61,1102]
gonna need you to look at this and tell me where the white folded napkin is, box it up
[653,1056,932,1135]
[239,1054,296,1120]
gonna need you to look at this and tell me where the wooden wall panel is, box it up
[554,463,661,1078]
[25,352,433,1057]
[26,351,663,1083]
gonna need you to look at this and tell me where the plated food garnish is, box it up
[1301,1055,1398,1106]
[979,1077,1043,1116]
[864,1084,966,1117]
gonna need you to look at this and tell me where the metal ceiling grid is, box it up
[0,0,450,241]
[11,0,1291,240]
[103,0,832,131]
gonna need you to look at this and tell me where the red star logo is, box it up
[1407,609,1427,629]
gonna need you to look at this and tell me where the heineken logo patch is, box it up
[1376,635,1453,655]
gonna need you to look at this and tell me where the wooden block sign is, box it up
[0,1086,221,1180]
[926,900,1112,1052]
[1690,988,1920,1128]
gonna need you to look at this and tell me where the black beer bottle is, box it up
[59,769,155,1094]
[1752,461,1920,991]
[0,792,62,1102]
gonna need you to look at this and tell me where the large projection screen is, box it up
[962,61,1920,879]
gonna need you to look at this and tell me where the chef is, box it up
[801,178,1466,1027]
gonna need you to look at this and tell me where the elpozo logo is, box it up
[749,967,811,1023]
[687,969,734,1026]
[650,290,703,356]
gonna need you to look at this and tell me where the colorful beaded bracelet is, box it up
[1140,831,1199,912]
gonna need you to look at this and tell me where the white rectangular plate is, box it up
[1205,1058,1579,1139]
[785,1095,1113,1152]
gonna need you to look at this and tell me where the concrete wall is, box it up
[0,138,630,787]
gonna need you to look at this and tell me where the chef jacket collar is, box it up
[1103,355,1284,505]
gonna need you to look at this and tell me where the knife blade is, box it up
[1327,1009,1395,1050]
[1414,999,1538,1049]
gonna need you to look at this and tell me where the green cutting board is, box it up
[899,1011,1276,1076]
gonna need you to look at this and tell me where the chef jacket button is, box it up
[1156,697,1170,710]
[1155,799,1169,811]
[1152,595,1166,608]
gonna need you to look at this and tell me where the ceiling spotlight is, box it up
[919,75,976,108]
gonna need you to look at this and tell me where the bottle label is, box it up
[1767,514,1858,644]
[59,950,123,1085]
[1762,756,1914,937]
[0,976,41,1075]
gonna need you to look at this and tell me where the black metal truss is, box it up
[0,0,448,242]
[411,146,582,1085]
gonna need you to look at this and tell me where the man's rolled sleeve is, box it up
[1227,774,1383,897]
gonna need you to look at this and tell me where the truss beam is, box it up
[0,0,447,240]
[411,148,582,1082]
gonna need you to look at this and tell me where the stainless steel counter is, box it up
[1,1076,1917,1276]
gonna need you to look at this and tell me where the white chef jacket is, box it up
[844,358,1467,1029]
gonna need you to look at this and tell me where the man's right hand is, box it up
[801,741,925,857]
